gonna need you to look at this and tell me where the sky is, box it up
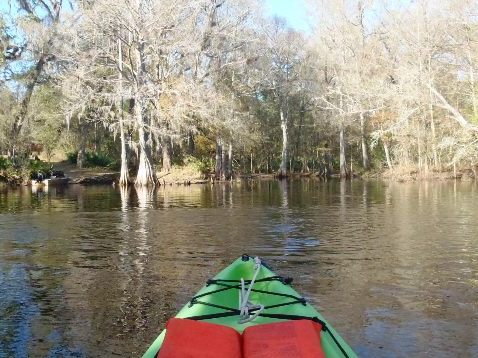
[264,0,416,33]
[264,0,310,32]
[0,1,315,33]
[0,1,310,29]
[2,1,414,34]
[0,1,13,14]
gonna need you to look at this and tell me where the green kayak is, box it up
[143,255,357,358]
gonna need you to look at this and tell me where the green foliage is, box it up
[0,15,8,67]
[30,85,64,160]
[0,166,22,184]
[194,135,215,158]
[189,135,216,174]
[0,158,53,183]
[0,88,18,153]
[183,155,213,174]
[470,112,478,125]
[86,152,112,167]
[0,157,12,170]
[66,151,77,164]
[370,142,387,170]
[29,159,50,173]
[66,151,118,169]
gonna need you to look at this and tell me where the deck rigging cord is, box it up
[186,254,350,358]
[238,256,265,323]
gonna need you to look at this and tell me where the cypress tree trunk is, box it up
[360,112,369,170]
[134,96,156,186]
[384,140,393,170]
[221,144,227,180]
[161,136,172,172]
[227,143,233,180]
[187,131,195,154]
[133,5,155,187]
[417,125,422,171]
[119,117,129,186]
[339,122,348,178]
[295,100,306,173]
[429,86,438,168]
[135,133,156,186]
[77,148,86,169]
[472,165,478,180]
[77,123,88,169]
[279,109,288,178]
[215,139,222,180]
[118,38,129,186]
[324,151,332,178]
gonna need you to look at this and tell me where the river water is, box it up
[0,180,477,357]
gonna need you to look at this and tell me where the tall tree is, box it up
[5,0,64,160]
[257,18,306,177]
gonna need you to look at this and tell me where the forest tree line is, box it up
[1,0,478,185]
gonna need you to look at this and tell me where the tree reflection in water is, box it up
[0,180,477,357]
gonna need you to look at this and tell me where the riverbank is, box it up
[2,160,478,186]
[369,166,478,182]
[57,161,207,185]
[157,165,207,185]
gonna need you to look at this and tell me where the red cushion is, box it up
[243,320,325,358]
[157,318,242,358]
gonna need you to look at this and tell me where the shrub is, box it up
[183,155,213,175]
[29,159,50,172]
[66,151,78,164]
[66,150,116,168]
[0,157,12,170]
[85,152,112,167]
[29,159,52,179]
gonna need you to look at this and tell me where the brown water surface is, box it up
[0,180,477,357]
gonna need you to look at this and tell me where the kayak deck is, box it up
[143,255,357,358]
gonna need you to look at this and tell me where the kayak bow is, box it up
[143,255,357,358]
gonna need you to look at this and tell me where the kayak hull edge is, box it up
[143,256,357,358]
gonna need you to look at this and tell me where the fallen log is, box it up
[71,173,119,185]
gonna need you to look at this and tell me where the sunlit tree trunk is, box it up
[118,38,130,186]
[161,136,172,172]
[383,139,393,170]
[472,165,478,180]
[215,139,222,179]
[339,122,348,178]
[227,143,233,179]
[220,145,226,179]
[134,94,156,186]
[119,115,129,185]
[77,122,88,169]
[429,96,438,168]
[417,123,422,172]
[467,50,478,119]
[135,122,156,186]
[133,1,155,186]
[295,100,306,172]
[428,59,438,169]
[360,112,369,170]
[279,108,288,178]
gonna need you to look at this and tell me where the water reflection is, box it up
[120,186,129,213]
[0,180,477,357]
